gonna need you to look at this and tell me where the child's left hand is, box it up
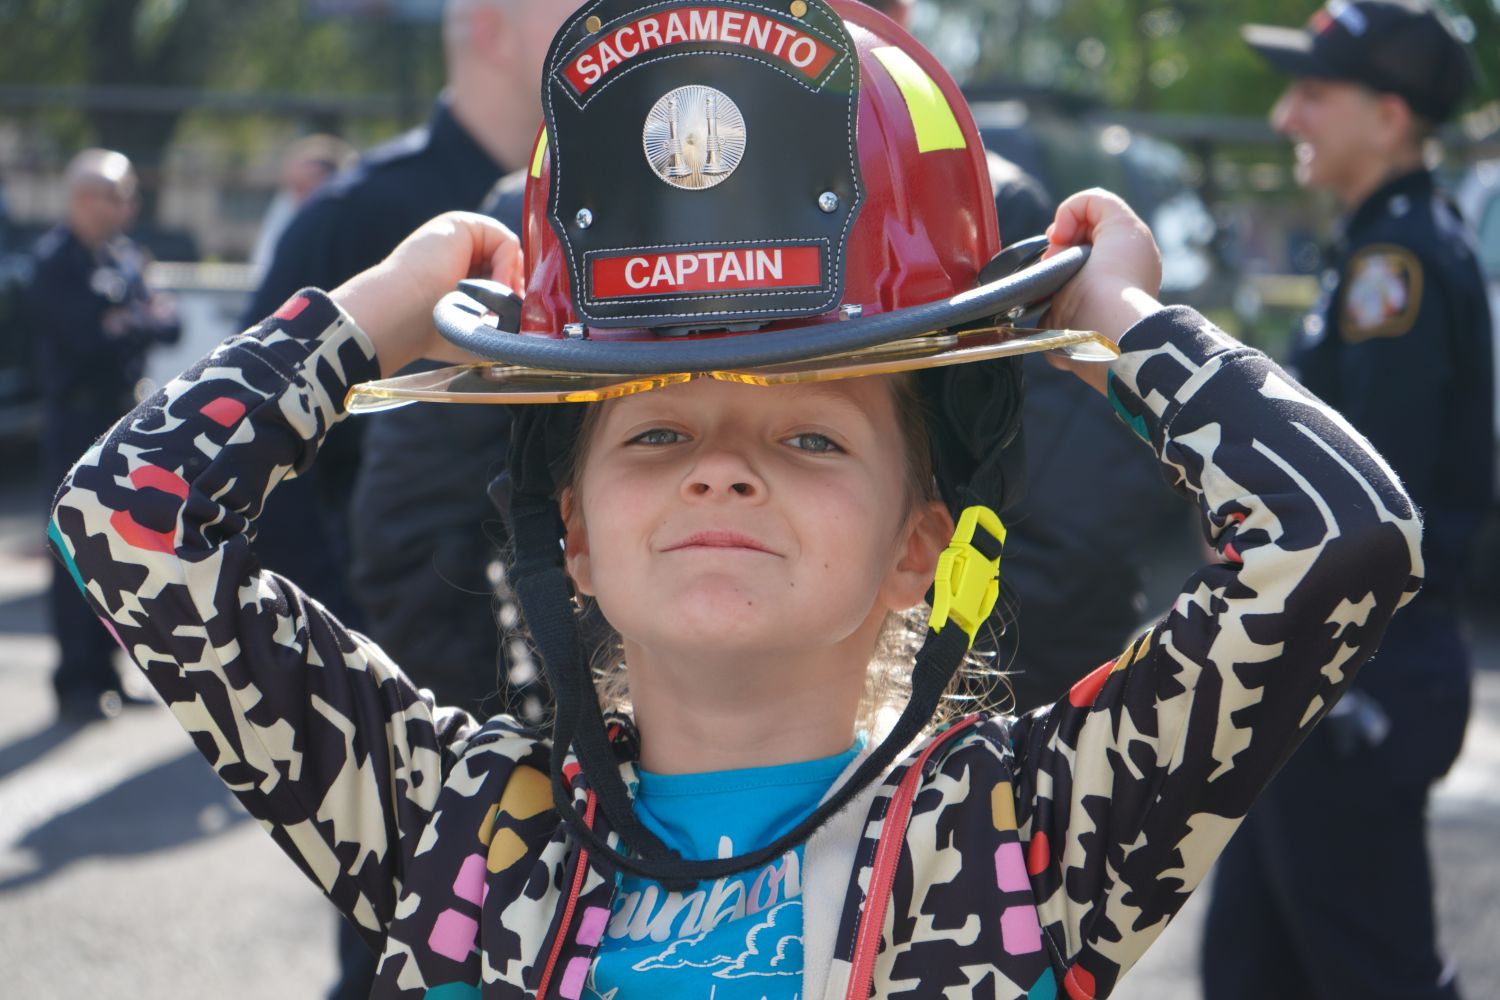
[331,211,524,377]
[1042,189,1164,394]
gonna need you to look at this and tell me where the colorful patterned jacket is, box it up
[48,290,1421,999]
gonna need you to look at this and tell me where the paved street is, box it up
[1,448,1496,999]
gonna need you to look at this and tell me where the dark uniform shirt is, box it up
[28,226,178,412]
[347,173,528,719]
[982,153,1192,712]
[237,99,506,632]
[1293,169,1494,605]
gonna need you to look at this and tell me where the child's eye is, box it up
[785,432,844,454]
[627,428,687,446]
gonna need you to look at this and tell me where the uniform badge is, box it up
[1340,245,1423,342]
[643,85,747,190]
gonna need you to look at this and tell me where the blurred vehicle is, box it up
[971,99,1217,297]
[1456,159,1500,502]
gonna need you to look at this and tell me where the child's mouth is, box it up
[664,531,777,555]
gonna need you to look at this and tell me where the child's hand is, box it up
[1043,188,1163,344]
[331,211,524,377]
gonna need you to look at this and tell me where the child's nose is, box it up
[684,448,763,499]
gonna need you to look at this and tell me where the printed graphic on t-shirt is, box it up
[587,836,805,999]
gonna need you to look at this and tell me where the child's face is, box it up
[562,376,949,664]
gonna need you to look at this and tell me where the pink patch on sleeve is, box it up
[200,397,248,428]
[995,841,1030,893]
[273,295,310,321]
[452,853,486,906]
[1026,831,1050,877]
[427,909,479,963]
[129,465,189,500]
[575,905,610,948]
[558,956,591,1000]
[1067,661,1113,708]
[1000,905,1042,955]
[109,510,176,554]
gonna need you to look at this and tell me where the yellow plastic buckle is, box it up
[928,505,1006,648]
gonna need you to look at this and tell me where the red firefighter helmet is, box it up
[367,0,1108,382]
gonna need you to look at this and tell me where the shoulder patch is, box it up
[1340,245,1423,342]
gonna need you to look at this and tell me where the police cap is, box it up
[1242,0,1475,123]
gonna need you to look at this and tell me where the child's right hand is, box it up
[331,211,524,377]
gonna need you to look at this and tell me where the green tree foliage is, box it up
[923,0,1495,116]
[0,0,443,213]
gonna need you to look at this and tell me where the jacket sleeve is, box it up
[46,289,478,948]
[1009,306,1422,996]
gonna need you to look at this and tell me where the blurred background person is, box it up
[248,132,354,276]
[1203,4,1492,998]
[26,148,179,723]
[346,0,571,732]
[236,0,571,637]
[239,2,573,996]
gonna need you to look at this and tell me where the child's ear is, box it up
[881,499,955,612]
[559,487,595,597]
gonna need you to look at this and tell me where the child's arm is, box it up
[1009,192,1422,992]
[46,213,523,947]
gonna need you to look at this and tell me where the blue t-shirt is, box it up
[585,744,860,1000]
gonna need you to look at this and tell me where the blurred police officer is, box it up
[243,4,573,996]
[344,0,568,731]
[241,0,571,711]
[1203,4,1493,998]
[29,149,180,722]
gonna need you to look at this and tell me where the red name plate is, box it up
[592,245,823,298]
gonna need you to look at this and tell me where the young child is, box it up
[48,2,1420,998]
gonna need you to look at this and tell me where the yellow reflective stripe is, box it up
[871,46,966,153]
[530,127,548,178]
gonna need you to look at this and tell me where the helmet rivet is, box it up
[563,323,587,340]
[818,191,839,213]
[839,304,863,320]
[790,0,808,17]
[575,208,593,229]
[585,15,603,32]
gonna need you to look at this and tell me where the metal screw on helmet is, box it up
[576,208,594,229]
[839,304,862,320]
[563,323,587,340]
[818,191,839,213]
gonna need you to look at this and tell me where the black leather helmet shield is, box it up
[542,0,861,328]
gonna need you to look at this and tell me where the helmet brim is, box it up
[347,245,1112,411]
[435,244,1090,375]
[346,323,1116,411]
